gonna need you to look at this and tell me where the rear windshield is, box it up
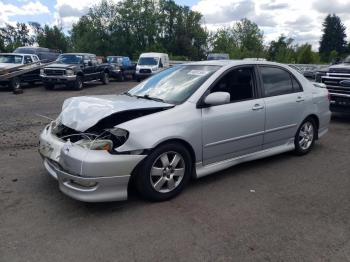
[0,55,23,64]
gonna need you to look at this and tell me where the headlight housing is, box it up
[66,69,74,76]
[108,128,129,149]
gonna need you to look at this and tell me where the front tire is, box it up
[135,143,192,201]
[101,72,109,84]
[294,118,317,155]
[44,83,54,90]
[73,76,83,90]
[9,77,20,90]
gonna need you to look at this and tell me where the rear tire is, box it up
[135,142,192,201]
[294,118,317,155]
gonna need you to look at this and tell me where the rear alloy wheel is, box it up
[294,118,316,155]
[135,143,192,201]
[73,76,83,90]
[101,72,109,84]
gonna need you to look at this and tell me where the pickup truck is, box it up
[0,53,41,90]
[315,55,350,113]
[40,53,112,90]
[106,56,136,81]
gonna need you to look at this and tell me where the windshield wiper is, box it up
[135,94,165,103]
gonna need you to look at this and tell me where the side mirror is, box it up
[204,92,230,106]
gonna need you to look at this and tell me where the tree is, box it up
[31,24,70,52]
[210,19,264,59]
[296,44,314,64]
[267,35,296,63]
[319,14,347,62]
[70,0,207,60]
[0,23,34,52]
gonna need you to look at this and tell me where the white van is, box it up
[135,52,169,81]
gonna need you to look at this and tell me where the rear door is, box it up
[258,65,307,149]
[202,65,266,165]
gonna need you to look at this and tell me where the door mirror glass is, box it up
[204,92,230,106]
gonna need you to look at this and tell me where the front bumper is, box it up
[109,70,122,78]
[329,93,350,113]
[39,123,146,202]
[41,75,77,84]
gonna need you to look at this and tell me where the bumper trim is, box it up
[44,158,130,202]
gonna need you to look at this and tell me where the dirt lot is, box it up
[0,81,350,262]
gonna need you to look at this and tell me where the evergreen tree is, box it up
[319,14,347,62]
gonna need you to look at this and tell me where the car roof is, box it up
[0,53,37,56]
[62,53,95,56]
[183,59,288,67]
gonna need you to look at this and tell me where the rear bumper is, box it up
[39,123,146,202]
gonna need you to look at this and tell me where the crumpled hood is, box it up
[58,94,173,132]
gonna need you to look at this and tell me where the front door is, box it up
[202,66,266,165]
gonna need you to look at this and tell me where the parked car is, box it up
[207,53,230,60]
[315,55,350,113]
[40,53,112,90]
[39,60,330,202]
[106,56,136,81]
[0,53,41,90]
[135,52,169,81]
[13,46,60,62]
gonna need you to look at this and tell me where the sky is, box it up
[1,0,350,50]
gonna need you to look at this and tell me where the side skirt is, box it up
[195,142,295,178]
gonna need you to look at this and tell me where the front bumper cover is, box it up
[39,123,146,202]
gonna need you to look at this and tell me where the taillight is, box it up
[327,91,331,101]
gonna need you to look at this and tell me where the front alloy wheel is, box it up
[135,143,192,201]
[150,152,185,193]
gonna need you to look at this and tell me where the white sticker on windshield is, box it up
[188,70,209,76]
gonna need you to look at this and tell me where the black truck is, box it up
[40,53,112,90]
[315,55,350,113]
[106,56,136,81]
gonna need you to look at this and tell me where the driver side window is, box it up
[210,67,255,102]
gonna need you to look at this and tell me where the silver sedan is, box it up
[39,60,331,202]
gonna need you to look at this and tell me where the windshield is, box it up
[0,55,23,64]
[56,54,83,64]
[344,56,350,63]
[127,65,220,104]
[138,57,159,66]
[107,56,123,64]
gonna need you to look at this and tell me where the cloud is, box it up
[0,0,49,25]
[285,16,315,33]
[313,0,350,14]
[193,0,255,24]
[260,2,289,10]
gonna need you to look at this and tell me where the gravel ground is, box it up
[0,81,349,262]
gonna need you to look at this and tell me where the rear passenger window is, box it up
[260,67,293,97]
[291,77,303,92]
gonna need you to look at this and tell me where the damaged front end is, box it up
[38,94,174,202]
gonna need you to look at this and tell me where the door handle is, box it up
[296,96,304,102]
[252,104,264,111]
